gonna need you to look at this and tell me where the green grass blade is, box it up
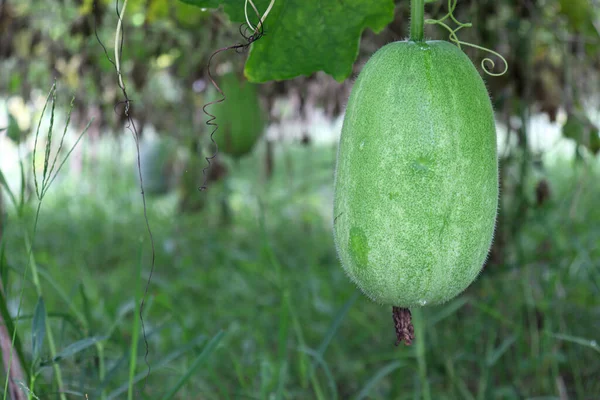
[128,245,144,400]
[95,318,177,396]
[35,266,87,328]
[287,299,310,389]
[303,284,358,397]
[95,351,129,397]
[0,168,18,208]
[276,290,290,399]
[32,83,55,200]
[551,333,600,354]
[298,346,338,400]
[16,232,67,400]
[79,283,93,332]
[43,96,75,187]
[40,335,108,366]
[427,296,470,327]
[354,360,405,400]
[31,297,47,363]
[17,159,26,215]
[486,334,518,366]
[275,362,288,400]
[40,87,57,195]
[44,119,91,195]
[456,376,476,400]
[317,291,359,357]
[472,302,518,329]
[160,330,225,400]
[105,333,208,400]
[15,381,39,399]
[14,312,84,336]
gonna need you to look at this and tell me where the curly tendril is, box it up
[425,0,508,77]
[199,1,272,191]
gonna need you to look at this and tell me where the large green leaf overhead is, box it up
[180,0,395,82]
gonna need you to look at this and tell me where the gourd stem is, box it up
[410,0,425,42]
[392,307,415,346]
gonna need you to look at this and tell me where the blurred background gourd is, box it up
[205,72,266,159]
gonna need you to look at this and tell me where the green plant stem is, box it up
[410,0,425,42]
[24,231,67,400]
[97,342,107,400]
[128,246,144,400]
[412,308,431,400]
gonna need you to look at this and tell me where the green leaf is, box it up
[32,297,47,362]
[7,113,22,143]
[562,111,600,155]
[180,0,395,82]
[559,0,600,37]
[40,336,108,366]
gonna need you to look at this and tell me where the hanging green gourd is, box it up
[333,0,507,345]
[205,71,266,159]
[140,137,179,196]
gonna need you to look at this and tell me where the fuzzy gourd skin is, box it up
[333,40,498,308]
[207,73,265,158]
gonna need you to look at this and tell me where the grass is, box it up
[0,135,599,399]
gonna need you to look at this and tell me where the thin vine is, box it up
[425,0,508,76]
[94,0,156,395]
[244,0,275,33]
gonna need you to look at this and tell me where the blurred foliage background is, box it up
[0,0,599,399]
